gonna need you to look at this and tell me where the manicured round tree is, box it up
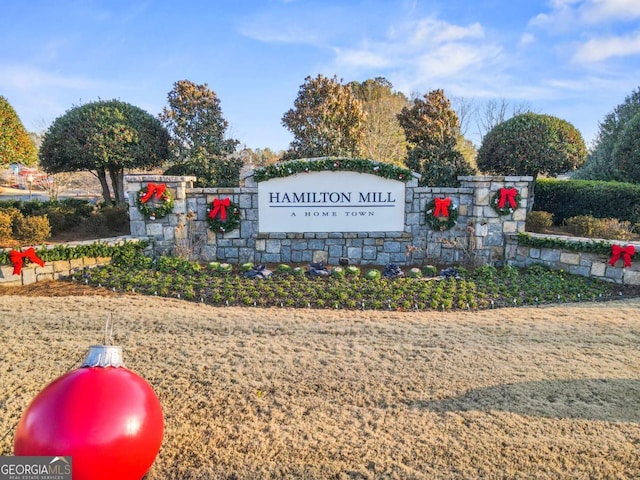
[40,100,169,205]
[477,112,587,179]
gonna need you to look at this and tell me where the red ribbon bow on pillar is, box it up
[433,197,451,218]
[9,247,45,275]
[140,183,167,204]
[208,197,231,221]
[609,244,635,268]
[497,187,518,209]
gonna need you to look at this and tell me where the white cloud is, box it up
[333,17,497,79]
[0,65,99,91]
[238,23,324,46]
[573,30,640,62]
[531,0,640,28]
[519,33,536,46]
[580,0,640,23]
[333,48,391,69]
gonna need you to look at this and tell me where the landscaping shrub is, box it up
[13,215,51,244]
[408,267,422,278]
[526,211,553,233]
[0,212,13,239]
[0,199,96,237]
[534,178,640,225]
[93,204,129,232]
[345,265,360,277]
[564,215,633,240]
[277,264,292,274]
[154,256,201,275]
[331,266,346,278]
[471,265,497,281]
[422,265,438,277]
[365,269,381,280]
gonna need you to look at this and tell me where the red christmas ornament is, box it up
[14,345,164,480]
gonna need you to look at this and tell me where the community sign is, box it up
[257,170,405,233]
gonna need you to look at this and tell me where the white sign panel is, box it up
[258,170,405,232]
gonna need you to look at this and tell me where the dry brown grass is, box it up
[1,287,639,479]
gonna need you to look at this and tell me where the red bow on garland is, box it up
[609,244,635,268]
[434,197,451,218]
[9,247,45,275]
[208,197,231,221]
[140,183,167,203]
[497,187,518,209]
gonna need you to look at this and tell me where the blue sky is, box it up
[2,0,639,151]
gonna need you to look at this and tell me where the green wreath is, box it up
[425,197,458,231]
[207,198,241,233]
[136,184,174,220]
[491,187,521,216]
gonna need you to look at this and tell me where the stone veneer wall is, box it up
[125,173,534,267]
[0,236,139,287]
[505,233,640,285]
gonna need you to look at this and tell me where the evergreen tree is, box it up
[0,96,38,167]
[397,89,475,186]
[160,80,239,187]
[282,74,366,159]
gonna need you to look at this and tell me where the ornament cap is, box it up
[81,345,125,368]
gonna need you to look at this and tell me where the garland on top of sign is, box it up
[254,157,412,183]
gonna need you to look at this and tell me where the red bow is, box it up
[208,197,231,221]
[434,197,451,218]
[609,244,635,268]
[498,187,518,209]
[9,247,45,275]
[140,183,167,203]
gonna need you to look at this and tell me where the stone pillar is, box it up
[459,175,533,265]
[125,175,196,257]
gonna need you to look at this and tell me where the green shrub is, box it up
[0,199,96,236]
[365,269,381,281]
[408,267,422,278]
[13,215,51,244]
[422,265,438,277]
[564,215,632,240]
[241,262,254,272]
[0,212,13,239]
[154,255,201,274]
[278,264,292,274]
[94,204,129,231]
[472,265,497,280]
[500,264,520,279]
[0,207,23,225]
[526,211,554,233]
[331,266,346,278]
[292,266,305,277]
[345,265,360,277]
[534,178,640,225]
[455,266,469,278]
[27,199,94,235]
[218,263,233,274]
[208,261,221,271]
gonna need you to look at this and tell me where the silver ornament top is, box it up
[81,345,126,368]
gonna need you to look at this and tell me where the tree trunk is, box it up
[109,167,126,206]
[96,168,112,204]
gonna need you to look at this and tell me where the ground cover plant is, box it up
[67,256,634,311]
